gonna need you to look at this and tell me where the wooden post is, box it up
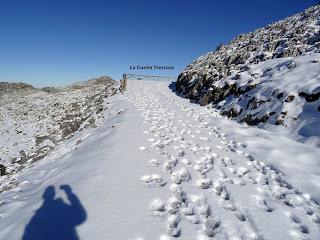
[123,75,127,91]
[119,79,124,94]
[120,74,126,94]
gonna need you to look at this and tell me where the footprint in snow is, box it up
[286,212,310,235]
[181,158,191,166]
[148,158,160,167]
[149,199,165,215]
[139,146,147,151]
[196,178,212,189]
[140,174,166,187]
[253,195,275,212]
[171,168,191,184]
[203,217,221,237]
[236,167,250,177]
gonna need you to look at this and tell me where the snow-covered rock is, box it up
[176,4,320,142]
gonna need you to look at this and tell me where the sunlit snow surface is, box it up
[0,80,320,240]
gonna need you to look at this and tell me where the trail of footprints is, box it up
[121,84,320,239]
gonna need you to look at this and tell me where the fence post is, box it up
[119,74,127,94]
[123,75,127,91]
[119,79,124,94]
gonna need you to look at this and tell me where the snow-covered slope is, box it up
[176,5,320,142]
[0,77,116,191]
[1,80,320,240]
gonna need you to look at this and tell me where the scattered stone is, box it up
[285,95,295,102]
[76,139,83,146]
[0,164,7,176]
[299,91,320,102]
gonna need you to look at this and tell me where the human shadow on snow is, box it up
[22,185,87,240]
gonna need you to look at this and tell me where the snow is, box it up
[177,5,320,146]
[205,50,320,144]
[0,82,114,169]
[0,80,320,239]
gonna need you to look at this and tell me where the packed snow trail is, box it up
[122,80,320,240]
[0,80,319,240]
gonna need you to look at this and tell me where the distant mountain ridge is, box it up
[72,75,114,87]
[0,76,115,95]
[0,82,35,95]
[176,4,320,142]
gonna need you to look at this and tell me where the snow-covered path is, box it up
[0,80,320,240]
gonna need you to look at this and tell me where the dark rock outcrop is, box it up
[0,164,7,176]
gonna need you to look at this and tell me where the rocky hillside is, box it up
[0,76,117,182]
[176,4,320,141]
[0,82,35,96]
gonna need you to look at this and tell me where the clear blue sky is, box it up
[0,0,318,87]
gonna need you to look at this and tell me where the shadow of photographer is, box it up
[23,185,87,240]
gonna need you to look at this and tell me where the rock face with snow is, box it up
[0,76,116,183]
[176,5,320,140]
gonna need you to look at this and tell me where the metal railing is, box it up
[122,73,176,81]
